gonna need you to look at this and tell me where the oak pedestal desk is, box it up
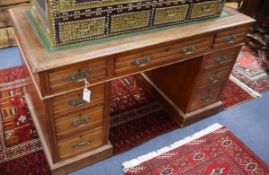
[9,6,254,175]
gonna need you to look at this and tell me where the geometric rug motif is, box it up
[0,150,51,175]
[232,45,269,93]
[123,123,269,175]
[110,76,178,154]
[220,79,253,109]
[0,59,258,172]
[110,109,178,155]
[111,76,157,116]
[109,76,254,155]
[0,67,42,164]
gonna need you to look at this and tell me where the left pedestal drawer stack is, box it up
[16,44,113,174]
[24,68,112,175]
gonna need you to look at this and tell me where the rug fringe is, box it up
[229,75,261,97]
[122,123,223,172]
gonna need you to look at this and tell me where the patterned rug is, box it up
[123,123,269,175]
[110,76,178,154]
[0,66,50,174]
[0,67,42,162]
[220,79,253,109]
[232,45,269,93]
[0,53,255,174]
[109,76,253,154]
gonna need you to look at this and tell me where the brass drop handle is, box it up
[181,45,196,55]
[132,56,152,67]
[68,69,91,82]
[71,117,90,127]
[68,95,85,106]
[215,55,230,64]
[224,35,237,43]
[209,76,220,83]
[72,140,91,149]
[201,95,212,102]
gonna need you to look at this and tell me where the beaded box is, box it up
[31,0,225,47]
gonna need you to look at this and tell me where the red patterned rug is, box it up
[110,76,178,154]
[232,45,269,93]
[123,123,269,175]
[109,76,253,154]
[220,79,253,109]
[0,66,51,174]
[0,58,256,173]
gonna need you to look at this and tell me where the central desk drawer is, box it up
[55,104,104,139]
[115,35,214,74]
[51,84,105,116]
[57,127,104,159]
[48,58,107,94]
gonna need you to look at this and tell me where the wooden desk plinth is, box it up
[9,6,254,175]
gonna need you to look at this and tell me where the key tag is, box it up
[83,79,91,103]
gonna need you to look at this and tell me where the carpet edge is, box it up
[122,123,223,172]
[229,75,261,98]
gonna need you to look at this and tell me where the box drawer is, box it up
[202,47,238,70]
[115,35,214,75]
[189,85,222,112]
[153,5,189,25]
[110,10,151,34]
[214,26,249,49]
[57,127,104,159]
[190,0,223,20]
[48,58,107,94]
[51,84,105,116]
[55,104,104,139]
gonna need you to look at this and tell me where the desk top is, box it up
[9,6,254,73]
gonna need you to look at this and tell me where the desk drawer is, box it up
[55,105,104,139]
[213,27,248,49]
[189,85,222,112]
[196,66,231,88]
[58,127,104,159]
[202,47,238,70]
[48,58,107,94]
[51,84,105,116]
[115,35,214,74]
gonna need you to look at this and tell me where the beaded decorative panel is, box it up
[31,0,225,47]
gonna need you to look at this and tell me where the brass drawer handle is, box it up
[71,117,90,127]
[72,140,91,149]
[132,56,152,67]
[215,55,230,64]
[68,96,85,106]
[224,35,237,43]
[181,45,196,55]
[201,95,212,102]
[209,76,220,83]
[68,69,91,82]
